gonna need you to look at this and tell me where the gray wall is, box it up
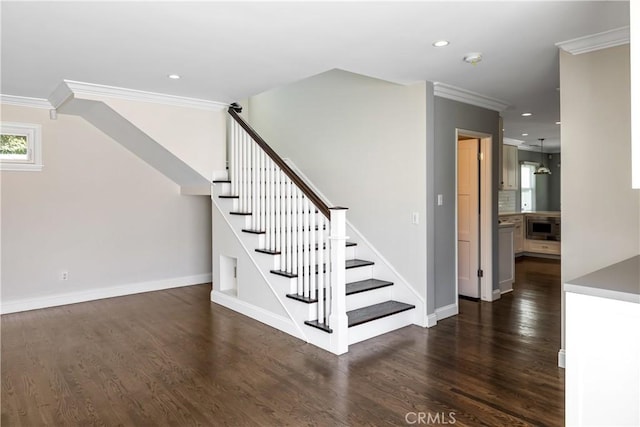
[433,97,500,309]
[517,150,561,212]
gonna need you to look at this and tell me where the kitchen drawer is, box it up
[525,239,560,255]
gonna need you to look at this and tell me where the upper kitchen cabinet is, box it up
[501,144,518,190]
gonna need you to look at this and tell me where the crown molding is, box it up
[47,80,228,111]
[433,82,509,112]
[0,94,53,109]
[556,26,630,55]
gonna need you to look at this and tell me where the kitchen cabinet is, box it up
[524,239,560,255]
[501,144,518,190]
[500,214,524,253]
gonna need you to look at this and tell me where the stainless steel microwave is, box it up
[526,216,561,241]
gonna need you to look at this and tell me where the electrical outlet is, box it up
[60,271,68,281]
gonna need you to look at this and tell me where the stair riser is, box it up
[346,265,374,283]
[346,286,393,311]
[348,308,415,346]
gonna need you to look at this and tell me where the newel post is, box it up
[329,207,348,355]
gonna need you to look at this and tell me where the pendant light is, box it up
[534,138,552,175]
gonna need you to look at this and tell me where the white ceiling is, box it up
[0,1,630,151]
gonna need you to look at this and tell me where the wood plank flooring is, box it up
[1,257,563,426]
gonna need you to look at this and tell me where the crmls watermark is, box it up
[405,411,457,425]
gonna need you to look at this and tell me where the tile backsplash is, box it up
[499,191,517,213]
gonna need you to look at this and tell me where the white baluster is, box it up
[291,184,298,284]
[297,189,304,296]
[253,144,259,230]
[259,149,265,233]
[317,214,325,323]
[303,197,310,299]
[242,131,248,213]
[309,202,316,301]
[285,177,292,274]
[230,120,236,195]
[238,129,244,211]
[280,171,286,265]
[268,160,276,251]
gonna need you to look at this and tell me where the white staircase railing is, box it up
[228,104,348,354]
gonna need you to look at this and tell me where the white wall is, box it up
[560,44,639,354]
[103,98,226,180]
[248,69,428,299]
[560,45,638,283]
[0,104,212,311]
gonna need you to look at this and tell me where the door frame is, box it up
[455,129,495,303]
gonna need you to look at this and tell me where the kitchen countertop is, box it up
[498,221,515,228]
[499,211,561,216]
[564,256,640,304]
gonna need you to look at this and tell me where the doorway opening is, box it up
[456,130,495,303]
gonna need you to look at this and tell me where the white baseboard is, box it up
[558,348,566,368]
[211,289,305,341]
[1,273,212,315]
[426,312,438,327]
[492,288,502,301]
[435,303,458,321]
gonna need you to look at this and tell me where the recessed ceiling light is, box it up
[555,121,561,125]
[521,112,532,117]
[463,52,483,64]
[522,133,529,136]
[168,74,181,80]
[432,40,449,47]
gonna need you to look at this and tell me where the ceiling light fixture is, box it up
[534,138,552,175]
[522,112,533,117]
[432,40,450,47]
[463,52,482,65]
[168,74,181,80]
[522,133,528,136]
[555,121,561,125]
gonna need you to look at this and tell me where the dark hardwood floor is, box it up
[1,257,563,426]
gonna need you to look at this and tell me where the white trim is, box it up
[427,312,438,327]
[435,303,458,321]
[48,81,75,109]
[0,94,53,109]
[0,273,212,314]
[210,289,306,341]
[1,121,43,171]
[558,348,566,368]
[493,288,503,300]
[433,82,509,112]
[56,80,228,111]
[556,26,630,55]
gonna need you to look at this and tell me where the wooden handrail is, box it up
[228,105,331,218]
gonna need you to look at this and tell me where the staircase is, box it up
[210,104,418,354]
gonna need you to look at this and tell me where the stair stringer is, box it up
[283,159,428,328]
[211,183,338,352]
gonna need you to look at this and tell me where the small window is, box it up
[521,162,537,212]
[0,122,42,171]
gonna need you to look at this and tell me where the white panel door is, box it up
[458,138,480,298]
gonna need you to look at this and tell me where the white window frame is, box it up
[520,162,537,212]
[0,122,43,171]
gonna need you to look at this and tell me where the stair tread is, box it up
[304,320,332,333]
[219,195,239,199]
[212,180,231,183]
[346,259,374,269]
[230,211,252,215]
[347,301,415,328]
[271,258,374,278]
[255,241,357,257]
[287,278,393,304]
[346,278,393,295]
[242,229,265,234]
